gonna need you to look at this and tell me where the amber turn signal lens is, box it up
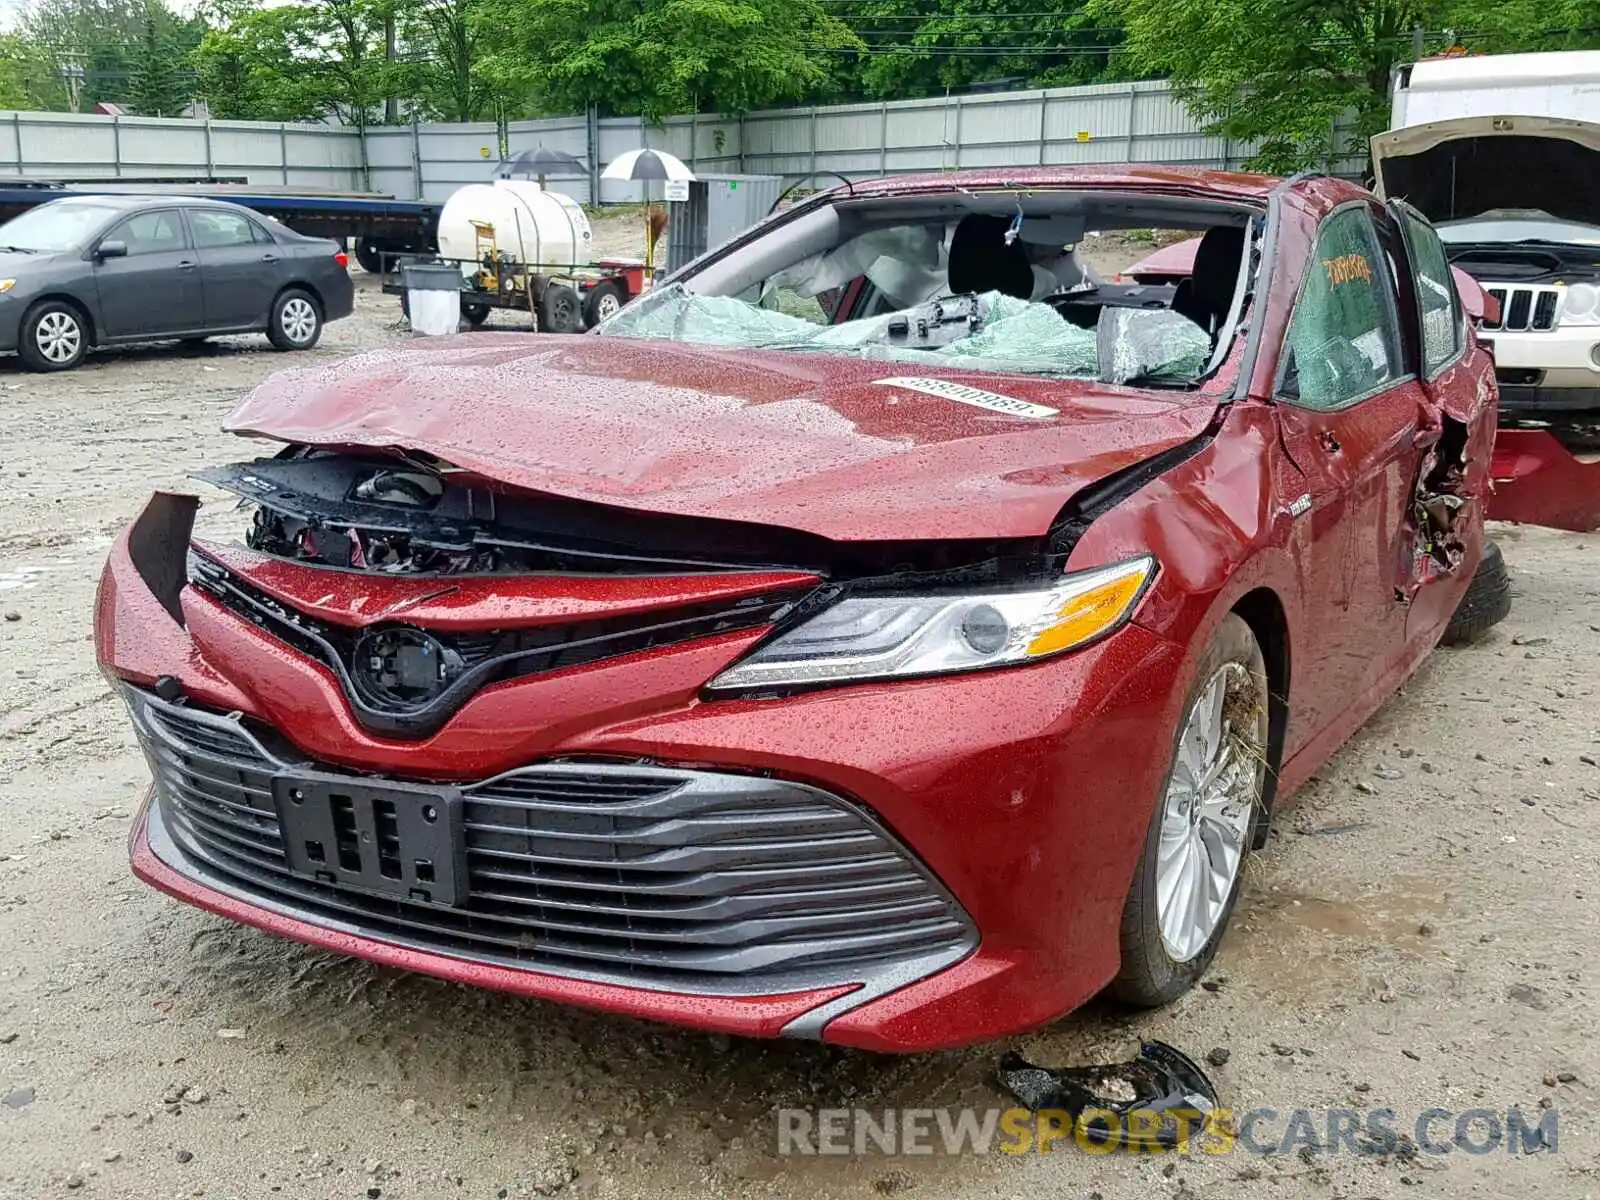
[1024,559,1154,657]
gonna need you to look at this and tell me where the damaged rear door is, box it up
[1271,202,1426,724]
[1387,199,1498,645]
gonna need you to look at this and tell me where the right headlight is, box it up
[707,556,1157,692]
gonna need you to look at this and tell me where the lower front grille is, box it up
[127,688,976,995]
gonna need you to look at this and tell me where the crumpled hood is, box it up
[1372,116,1600,227]
[224,334,1218,543]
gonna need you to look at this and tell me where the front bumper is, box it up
[101,495,1186,1051]
[1489,427,1600,532]
[1484,325,1600,411]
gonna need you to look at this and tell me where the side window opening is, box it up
[108,210,185,256]
[190,209,259,251]
[1399,211,1465,378]
[1281,207,1405,411]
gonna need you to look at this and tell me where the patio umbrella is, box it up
[498,146,587,188]
[600,148,696,183]
[601,149,696,273]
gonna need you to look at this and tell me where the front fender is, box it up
[1064,402,1298,695]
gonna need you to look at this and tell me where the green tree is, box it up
[20,0,199,111]
[191,0,404,125]
[1448,0,1599,54]
[400,0,495,121]
[1093,0,1600,173]
[840,0,1121,100]
[0,33,61,109]
[130,5,192,116]
[471,0,862,119]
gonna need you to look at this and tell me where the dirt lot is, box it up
[2,235,1599,1200]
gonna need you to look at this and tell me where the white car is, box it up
[1372,115,1600,422]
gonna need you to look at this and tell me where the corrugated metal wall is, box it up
[0,81,1360,201]
[0,111,363,187]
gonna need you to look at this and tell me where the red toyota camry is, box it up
[98,167,1511,1052]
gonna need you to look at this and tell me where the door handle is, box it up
[177,260,196,271]
[1318,430,1342,454]
[260,254,279,264]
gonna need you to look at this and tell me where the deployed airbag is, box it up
[602,284,1104,378]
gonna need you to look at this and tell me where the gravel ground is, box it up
[1,228,1599,1199]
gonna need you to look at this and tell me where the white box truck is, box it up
[1374,51,1600,423]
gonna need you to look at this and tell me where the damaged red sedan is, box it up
[98,167,1506,1052]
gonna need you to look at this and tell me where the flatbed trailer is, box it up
[0,177,440,269]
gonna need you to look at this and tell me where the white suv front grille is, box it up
[1482,285,1562,332]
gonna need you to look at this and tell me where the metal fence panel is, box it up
[282,127,364,189]
[209,121,294,174]
[0,111,366,187]
[413,122,499,200]
[0,77,1357,208]
[363,126,417,198]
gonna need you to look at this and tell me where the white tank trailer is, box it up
[403,180,642,332]
[437,180,595,276]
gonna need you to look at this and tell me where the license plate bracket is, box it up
[272,771,467,907]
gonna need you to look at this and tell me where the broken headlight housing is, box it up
[708,556,1155,692]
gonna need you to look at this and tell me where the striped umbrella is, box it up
[600,148,696,182]
[601,150,697,273]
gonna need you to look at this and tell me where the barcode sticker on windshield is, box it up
[871,377,1058,419]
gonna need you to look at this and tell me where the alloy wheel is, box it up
[1155,662,1263,962]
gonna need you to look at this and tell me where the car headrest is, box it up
[1188,225,1247,313]
[946,214,1034,301]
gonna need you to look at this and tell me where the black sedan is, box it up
[0,195,355,371]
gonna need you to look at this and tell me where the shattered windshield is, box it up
[596,195,1249,386]
[599,283,1212,385]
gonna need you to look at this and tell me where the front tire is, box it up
[269,289,322,351]
[19,301,88,371]
[1110,613,1269,1006]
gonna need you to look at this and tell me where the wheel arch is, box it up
[274,281,324,316]
[25,292,98,346]
[1230,586,1290,846]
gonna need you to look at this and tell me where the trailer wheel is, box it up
[538,284,583,334]
[354,238,383,274]
[583,280,625,328]
[462,301,491,328]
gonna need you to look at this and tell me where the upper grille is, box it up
[1483,285,1562,332]
[186,551,804,739]
[128,688,975,993]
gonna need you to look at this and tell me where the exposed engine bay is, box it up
[197,450,1057,584]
